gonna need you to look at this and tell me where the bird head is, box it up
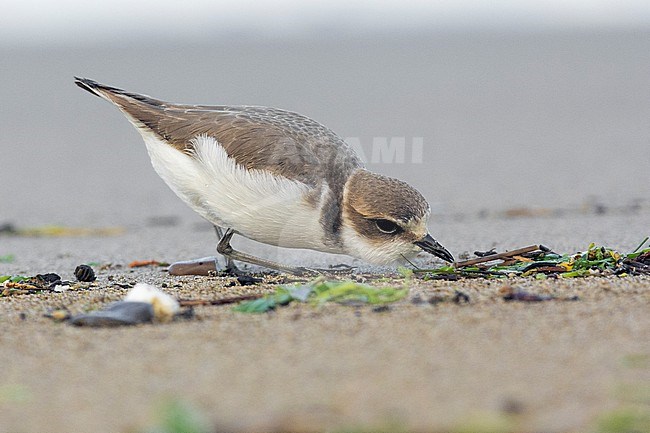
[341,169,454,265]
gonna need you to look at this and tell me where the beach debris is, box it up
[37,273,72,292]
[70,302,155,327]
[74,264,96,282]
[124,283,180,322]
[168,259,355,277]
[311,280,407,305]
[223,274,264,287]
[233,292,293,313]
[425,290,471,306]
[0,273,69,296]
[0,275,29,284]
[453,290,471,304]
[1,270,98,296]
[51,282,71,292]
[168,257,217,276]
[128,259,169,268]
[500,285,554,302]
[178,294,263,307]
[474,248,497,257]
[454,245,545,268]
[1,281,38,295]
[416,238,650,280]
[44,309,72,322]
[36,273,62,284]
[0,224,124,237]
[68,283,183,327]
[234,274,263,286]
[233,279,408,313]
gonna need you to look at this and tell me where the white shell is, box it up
[124,283,180,322]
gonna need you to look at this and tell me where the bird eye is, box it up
[374,219,400,234]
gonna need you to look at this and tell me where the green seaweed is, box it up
[597,408,650,433]
[416,239,650,280]
[147,398,209,433]
[310,280,408,305]
[232,288,293,313]
[234,279,407,314]
[0,275,29,284]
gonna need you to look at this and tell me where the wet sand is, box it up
[1,213,649,433]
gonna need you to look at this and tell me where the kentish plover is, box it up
[75,77,453,274]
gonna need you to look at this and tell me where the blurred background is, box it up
[1,0,649,264]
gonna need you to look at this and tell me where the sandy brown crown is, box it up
[344,169,430,223]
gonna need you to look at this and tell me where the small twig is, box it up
[454,245,541,268]
[623,261,650,271]
[631,236,649,254]
[178,294,263,307]
[400,254,420,270]
[474,248,497,257]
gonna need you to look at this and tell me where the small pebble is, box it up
[52,283,71,293]
[75,264,96,282]
[36,273,61,284]
[70,302,154,327]
[428,294,447,305]
[500,285,553,302]
[453,291,471,304]
[237,275,262,286]
[45,309,71,322]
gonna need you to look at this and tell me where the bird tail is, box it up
[74,76,177,144]
[74,77,165,109]
[74,77,120,99]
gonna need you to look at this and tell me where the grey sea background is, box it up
[2,28,650,269]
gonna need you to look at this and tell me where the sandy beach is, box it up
[1,212,649,432]
[1,29,649,432]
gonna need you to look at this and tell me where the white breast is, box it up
[141,132,337,252]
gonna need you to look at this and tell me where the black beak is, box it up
[415,234,454,263]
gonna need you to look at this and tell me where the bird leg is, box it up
[213,225,239,274]
[168,225,314,276]
[216,228,316,276]
[167,225,237,276]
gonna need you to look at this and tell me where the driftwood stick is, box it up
[178,294,263,307]
[454,245,541,268]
